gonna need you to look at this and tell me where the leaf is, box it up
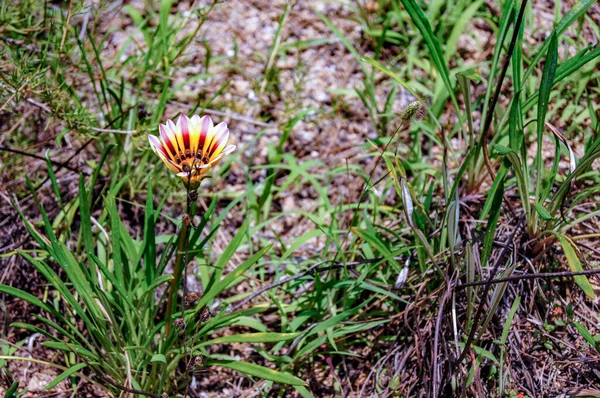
[195,245,272,311]
[0,284,55,315]
[555,233,595,299]
[573,322,600,352]
[150,354,167,364]
[46,363,87,390]
[207,360,306,386]
[534,32,558,201]
[144,180,157,284]
[206,217,250,289]
[293,385,315,398]
[78,175,95,263]
[42,342,99,361]
[500,296,521,345]
[45,152,62,207]
[142,274,173,297]
[196,332,302,348]
[4,381,19,398]
[534,203,553,221]
[480,180,504,267]
[398,0,461,117]
[493,144,516,156]
[457,68,481,82]
[522,0,597,83]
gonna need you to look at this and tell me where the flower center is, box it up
[176,150,210,170]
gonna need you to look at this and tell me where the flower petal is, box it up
[167,119,185,156]
[198,115,214,155]
[177,115,191,153]
[159,124,178,161]
[189,114,202,155]
[149,114,234,187]
[209,128,229,159]
[222,144,236,155]
[204,121,227,156]
[149,135,181,172]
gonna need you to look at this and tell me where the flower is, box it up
[148,114,235,189]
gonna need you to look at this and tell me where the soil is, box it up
[1,0,600,397]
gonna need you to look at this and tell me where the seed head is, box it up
[174,318,186,330]
[400,100,426,122]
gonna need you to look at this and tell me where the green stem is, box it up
[165,217,188,335]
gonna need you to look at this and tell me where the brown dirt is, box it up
[1,0,600,397]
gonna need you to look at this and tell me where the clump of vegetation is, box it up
[1,0,599,397]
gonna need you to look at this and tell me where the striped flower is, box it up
[148,115,235,189]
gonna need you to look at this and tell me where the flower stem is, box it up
[165,215,189,335]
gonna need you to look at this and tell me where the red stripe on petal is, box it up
[180,116,190,151]
[148,135,161,153]
[198,116,211,153]
[160,125,177,157]
[209,132,227,157]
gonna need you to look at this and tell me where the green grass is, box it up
[1,0,600,396]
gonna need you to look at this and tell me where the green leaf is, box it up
[555,234,595,299]
[457,68,481,82]
[522,0,597,83]
[45,153,62,207]
[195,244,271,311]
[293,385,315,398]
[144,180,156,284]
[196,332,301,348]
[500,296,520,344]
[4,381,19,398]
[534,203,553,221]
[0,284,55,315]
[398,0,462,119]
[535,32,558,202]
[573,322,600,352]
[46,363,87,390]
[142,274,173,297]
[493,144,516,156]
[206,217,251,290]
[480,180,504,267]
[150,354,167,364]
[207,360,306,386]
[79,174,94,258]
[106,194,125,283]
[42,342,99,361]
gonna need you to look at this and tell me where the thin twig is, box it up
[432,279,453,398]
[479,0,528,179]
[228,256,418,312]
[0,145,84,174]
[478,0,528,218]
[457,268,600,289]
[456,216,524,365]
[93,373,160,398]
[229,259,335,313]
[170,101,274,129]
[90,127,136,134]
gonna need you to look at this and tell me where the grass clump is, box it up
[1,0,600,397]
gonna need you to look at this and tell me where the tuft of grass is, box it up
[1,0,600,396]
